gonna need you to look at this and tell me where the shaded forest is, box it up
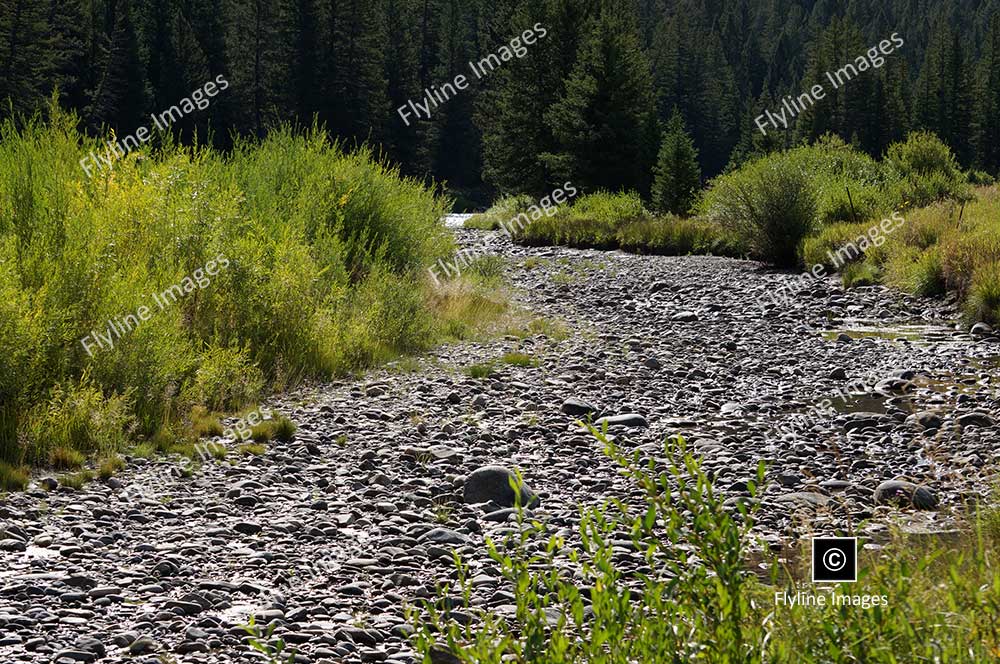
[2,0,1000,203]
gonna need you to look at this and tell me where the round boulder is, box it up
[463,465,539,508]
[874,480,938,510]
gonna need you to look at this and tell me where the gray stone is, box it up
[874,480,938,510]
[463,465,539,508]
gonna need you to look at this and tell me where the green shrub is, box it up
[0,110,485,468]
[18,379,133,465]
[182,346,264,413]
[705,155,818,266]
[413,429,1000,663]
[412,431,763,663]
[966,261,1000,325]
[884,131,971,208]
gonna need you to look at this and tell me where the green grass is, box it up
[97,455,125,480]
[464,194,534,230]
[0,461,29,491]
[501,191,741,257]
[0,107,506,473]
[58,470,95,490]
[248,415,296,444]
[49,446,86,470]
[238,443,267,456]
[462,362,496,379]
[412,430,1000,663]
[191,407,225,438]
[815,186,1000,323]
[501,352,540,367]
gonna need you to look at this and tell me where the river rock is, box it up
[874,480,938,510]
[463,465,539,508]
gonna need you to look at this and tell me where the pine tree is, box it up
[85,0,148,131]
[323,0,389,146]
[282,0,324,125]
[542,5,659,195]
[226,0,282,138]
[0,0,54,116]
[974,14,1000,174]
[384,0,431,176]
[913,20,974,164]
[651,109,701,215]
[477,0,594,195]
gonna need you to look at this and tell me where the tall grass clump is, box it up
[511,191,739,256]
[413,429,1000,663]
[703,153,818,266]
[513,191,647,248]
[464,194,534,230]
[0,107,473,467]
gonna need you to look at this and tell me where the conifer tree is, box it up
[651,109,701,215]
[974,14,1000,173]
[0,0,54,116]
[542,5,659,195]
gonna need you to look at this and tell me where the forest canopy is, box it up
[2,0,999,203]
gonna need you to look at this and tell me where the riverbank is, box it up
[1,224,998,662]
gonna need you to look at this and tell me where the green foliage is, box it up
[651,110,702,215]
[413,429,1000,663]
[0,112,465,468]
[704,153,818,266]
[0,462,29,492]
[413,431,765,662]
[241,616,296,664]
[465,195,534,230]
[966,261,1000,325]
[501,352,539,368]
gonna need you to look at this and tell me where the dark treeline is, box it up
[2,0,999,203]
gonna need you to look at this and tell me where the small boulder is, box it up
[595,414,648,428]
[957,411,994,428]
[560,398,597,417]
[970,322,994,338]
[907,411,942,430]
[463,465,539,508]
[874,480,938,510]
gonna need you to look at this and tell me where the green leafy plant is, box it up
[241,616,296,664]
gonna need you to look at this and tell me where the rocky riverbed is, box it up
[2,226,999,663]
